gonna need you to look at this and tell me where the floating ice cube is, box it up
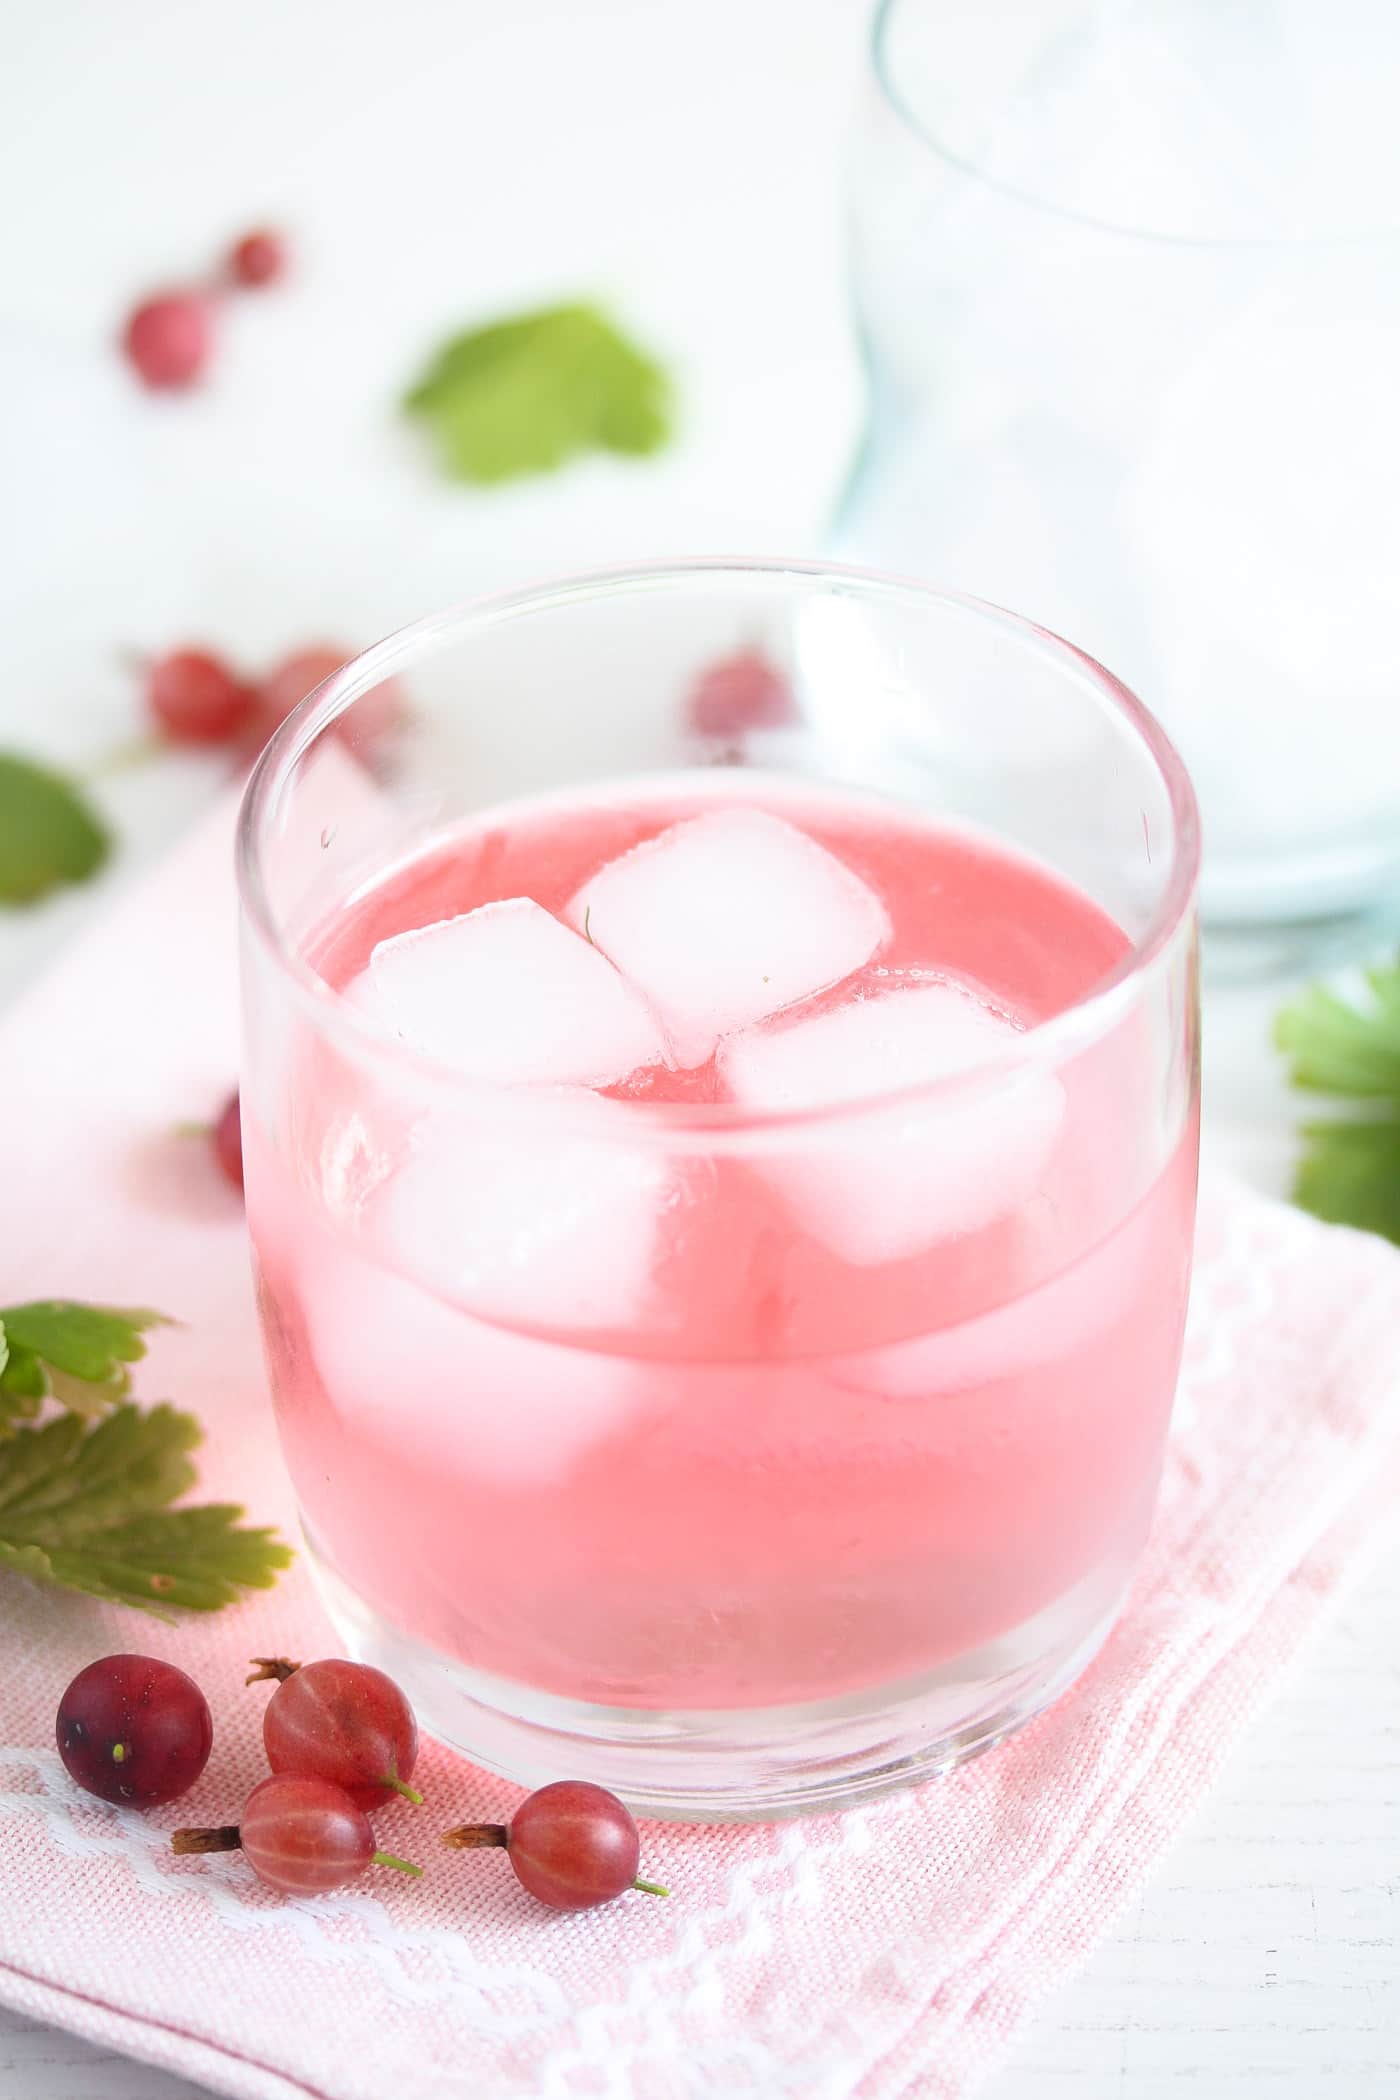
[828,1201,1152,1403]
[370,1088,682,1332]
[718,981,1064,1265]
[297,1238,643,1484]
[722,977,1032,1107]
[341,965,398,1031]
[565,808,890,1068]
[366,897,666,1087]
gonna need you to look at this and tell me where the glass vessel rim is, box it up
[236,555,1201,1143]
[870,0,1400,253]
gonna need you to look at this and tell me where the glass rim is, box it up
[236,554,1200,1145]
[870,0,1399,254]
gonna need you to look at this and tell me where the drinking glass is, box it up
[838,0,1400,953]
[237,559,1200,1818]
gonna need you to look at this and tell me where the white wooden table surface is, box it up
[2,1,1397,2092]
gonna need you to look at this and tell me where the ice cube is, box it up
[565,808,890,1068]
[827,1196,1152,1403]
[718,980,1064,1265]
[366,897,666,1087]
[341,965,398,1031]
[297,1238,643,1483]
[371,1088,683,1332]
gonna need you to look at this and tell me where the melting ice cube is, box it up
[298,1239,643,1484]
[371,1088,683,1333]
[718,980,1065,1265]
[565,808,890,1068]
[366,897,666,1087]
[827,1194,1154,1403]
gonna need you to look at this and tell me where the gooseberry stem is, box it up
[84,732,167,782]
[373,1850,423,1878]
[172,1825,241,1855]
[441,1822,509,1850]
[379,1775,424,1806]
[245,1657,301,1686]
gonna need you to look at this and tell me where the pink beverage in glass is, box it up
[247,774,1197,1723]
[240,560,1200,1816]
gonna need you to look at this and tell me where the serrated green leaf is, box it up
[1277,957,1400,1244]
[1291,1118,1400,1244]
[1274,971,1400,1099]
[0,1403,197,1527]
[0,1303,167,1384]
[403,302,673,485]
[0,1386,45,1436]
[46,1367,126,1419]
[8,1508,289,1615]
[0,1403,292,1618]
[0,1343,48,1402]
[0,1303,170,1415]
[0,753,111,905]
[0,1325,43,1437]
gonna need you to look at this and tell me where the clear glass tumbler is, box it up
[838,0,1400,947]
[237,559,1200,1818]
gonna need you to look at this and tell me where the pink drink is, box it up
[247,776,1197,1720]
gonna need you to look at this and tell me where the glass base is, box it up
[307,1540,1128,1821]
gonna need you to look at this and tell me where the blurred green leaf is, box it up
[0,753,110,905]
[404,302,672,484]
[1276,959,1400,1242]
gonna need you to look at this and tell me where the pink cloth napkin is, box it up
[2,792,1399,2100]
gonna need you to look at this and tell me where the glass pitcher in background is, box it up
[835,0,1400,962]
